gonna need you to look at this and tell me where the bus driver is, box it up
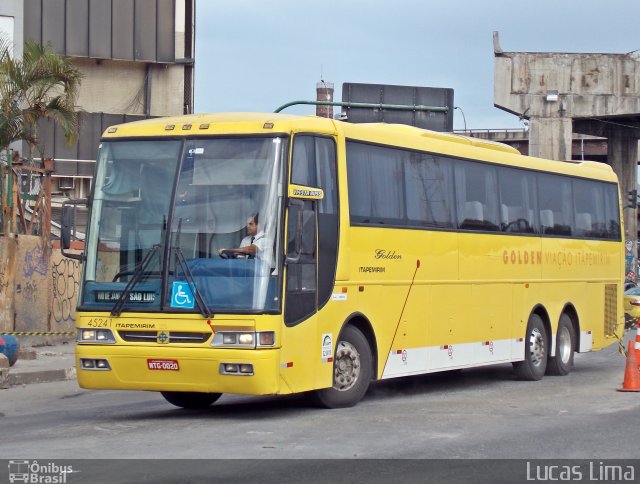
[218,213,267,259]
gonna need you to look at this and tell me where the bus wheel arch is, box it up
[513,306,551,380]
[532,304,552,348]
[340,313,378,380]
[546,305,578,376]
[559,303,580,352]
[309,314,376,408]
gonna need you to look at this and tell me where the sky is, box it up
[194,0,639,131]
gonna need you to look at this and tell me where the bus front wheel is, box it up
[546,314,575,376]
[310,325,373,409]
[513,314,548,381]
[161,391,222,409]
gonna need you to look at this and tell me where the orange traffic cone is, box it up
[618,340,640,392]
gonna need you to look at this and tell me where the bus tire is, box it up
[513,314,548,381]
[161,391,222,409]
[309,325,373,409]
[546,314,575,376]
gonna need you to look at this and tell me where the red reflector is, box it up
[327,357,333,363]
[286,362,293,368]
[396,349,403,354]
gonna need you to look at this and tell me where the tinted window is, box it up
[573,178,607,238]
[345,140,621,241]
[603,183,621,240]
[537,173,573,236]
[404,153,455,228]
[291,135,317,186]
[498,168,537,234]
[347,142,405,225]
[454,160,500,231]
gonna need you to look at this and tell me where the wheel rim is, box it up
[528,327,546,367]
[557,326,572,363]
[333,340,361,392]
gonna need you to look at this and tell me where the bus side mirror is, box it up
[61,199,87,261]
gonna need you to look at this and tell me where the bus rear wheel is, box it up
[546,314,575,376]
[513,314,548,381]
[309,325,373,409]
[161,391,222,409]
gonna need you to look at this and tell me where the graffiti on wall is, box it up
[52,258,80,324]
[24,244,48,278]
[16,280,38,303]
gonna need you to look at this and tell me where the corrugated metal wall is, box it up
[37,113,150,176]
[24,0,176,63]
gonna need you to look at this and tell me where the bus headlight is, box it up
[211,331,275,348]
[78,328,116,344]
[238,333,254,345]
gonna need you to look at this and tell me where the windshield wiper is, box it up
[173,246,214,319]
[111,244,160,316]
[173,218,213,318]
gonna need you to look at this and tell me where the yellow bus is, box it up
[64,112,624,409]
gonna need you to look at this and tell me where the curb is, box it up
[8,367,76,386]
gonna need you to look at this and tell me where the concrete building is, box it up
[0,0,195,200]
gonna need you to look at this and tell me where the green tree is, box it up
[0,38,83,160]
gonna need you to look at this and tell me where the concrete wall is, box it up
[149,64,186,115]
[494,52,640,120]
[0,235,80,335]
[0,237,17,333]
[74,58,185,116]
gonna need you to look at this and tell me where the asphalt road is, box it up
[1,336,638,482]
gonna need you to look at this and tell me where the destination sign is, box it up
[95,291,156,303]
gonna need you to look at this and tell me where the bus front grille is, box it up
[118,331,212,344]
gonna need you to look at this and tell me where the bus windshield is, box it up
[81,136,286,314]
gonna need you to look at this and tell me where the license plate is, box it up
[147,359,179,371]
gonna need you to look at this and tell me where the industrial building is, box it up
[0,0,195,200]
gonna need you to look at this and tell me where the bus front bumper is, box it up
[76,344,282,395]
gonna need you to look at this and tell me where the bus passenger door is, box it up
[281,199,319,393]
[280,134,339,394]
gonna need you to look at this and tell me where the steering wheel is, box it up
[219,249,241,259]
[112,270,134,282]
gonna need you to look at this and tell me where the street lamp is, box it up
[454,106,467,132]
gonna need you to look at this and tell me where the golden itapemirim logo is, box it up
[503,249,611,267]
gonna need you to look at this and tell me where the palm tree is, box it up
[0,38,82,234]
[0,38,83,160]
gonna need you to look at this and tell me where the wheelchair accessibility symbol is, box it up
[171,282,195,309]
